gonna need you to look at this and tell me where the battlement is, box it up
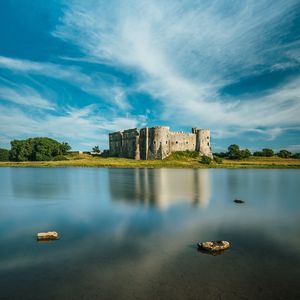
[109,126,212,160]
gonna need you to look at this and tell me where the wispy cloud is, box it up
[0,103,144,149]
[0,55,130,110]
[0,85,55,110]
[54,0,300,139]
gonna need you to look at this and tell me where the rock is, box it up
[234,199,245,204]
[198,241,230,252]
[37,231,59,241]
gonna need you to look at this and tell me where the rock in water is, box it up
[198,241,230,252]
[37,231,59,241]
[234,199,245,204]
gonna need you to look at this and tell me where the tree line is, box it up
[214,144,300,160]
[0,137,71,161]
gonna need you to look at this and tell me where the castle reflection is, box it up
[108,169,211,209]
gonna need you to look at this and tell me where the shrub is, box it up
[213,152,227,158]
[292,153,300,159]
[169,151,199,160]
[277,150,292,158]
[200,155,212,164]
[0,148,10,161]
[52,155,68,161]
[214,156,223,164]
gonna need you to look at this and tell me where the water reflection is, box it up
[109,169,211,209]
[9,168,71,200]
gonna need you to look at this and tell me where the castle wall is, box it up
[109,131,123,157]
[109,126,213,160]
[139,127,149,160]
[121,128,140,159]
[169,132,196,152]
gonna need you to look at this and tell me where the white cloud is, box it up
[0,103,143,150]
[0,55,130,110]
[0,85,55,110]
[53,0,300,139]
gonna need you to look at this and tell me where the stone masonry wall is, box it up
[109,126,213,160]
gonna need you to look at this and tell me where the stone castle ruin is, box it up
[109,126,212,160]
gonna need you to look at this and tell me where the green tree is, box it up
[277,150,292,158]
[227,144,241,159]
[253,151,263,157]
[9,137,71,161]
[0,148,10,161]
[292,153,300,159]
[92,146,100,153]
[262,148,274,157]
[240,148,251,159]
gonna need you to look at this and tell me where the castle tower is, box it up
[195,128,213,158]
[148,126,170,160]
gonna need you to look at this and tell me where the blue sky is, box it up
[0,0,300,152]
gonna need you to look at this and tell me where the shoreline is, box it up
[0,155,299,169]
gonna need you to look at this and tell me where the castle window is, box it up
[154,141,156,144]
[207,142,209,146]
[207,136,209,139]
[186,141,188,144]
[176,141,178,144]
[166,141,168,144]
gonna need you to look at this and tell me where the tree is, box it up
[262,148,274,157]
[92,146,100,153]
[277,150,292,158]
[0,148,9,161]
[253,151,263,157]
[292,153,300,159]
[9,137,71,161]
[240,149,251,159]
[227,144,241,159]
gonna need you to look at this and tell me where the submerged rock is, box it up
[37,231,59,241]
[234,199,245,204]
[198,241,230,252]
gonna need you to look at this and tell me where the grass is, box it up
[0,151,300,168]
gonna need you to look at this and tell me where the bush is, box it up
[0,148,10,161]
[277,150,292,158]
[9,137,71,161]
[200,155,212,164]
[214,156,223,164]
[292,153,300,159]
[52,155,68,161]
[169,151,199,160]
[213,152,227,158]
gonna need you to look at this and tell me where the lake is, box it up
[0,168,299,300]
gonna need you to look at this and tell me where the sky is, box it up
[0,0,300,152]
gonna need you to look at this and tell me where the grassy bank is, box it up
[0,152,300,168]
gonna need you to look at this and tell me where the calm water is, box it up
[0,168,300,300]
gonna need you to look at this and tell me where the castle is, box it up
[109,126,212,160]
